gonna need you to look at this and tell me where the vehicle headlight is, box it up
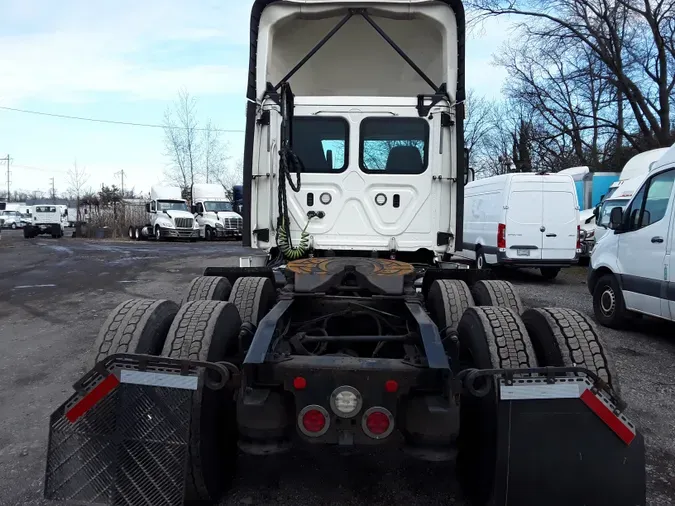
[214,221,224,228]
[586,230,594,239]
[164,221,175,228]
[330,386,362,418]
[193,221,200,229]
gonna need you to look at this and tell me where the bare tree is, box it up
[464,89,494,162]
[67,161,89,221]
[202,119,230,185]
[216,159,243,201]
[163,89,202,200]
[469,0,675,148]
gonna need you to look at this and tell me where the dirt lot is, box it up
[0,229,673,505]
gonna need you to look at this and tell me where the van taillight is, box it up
[497,223,506,250]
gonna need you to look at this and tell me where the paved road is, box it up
[0,230,673,505]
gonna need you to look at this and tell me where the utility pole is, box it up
[1,154,9,202]
[50,177,55,203]
[115,169,125,197]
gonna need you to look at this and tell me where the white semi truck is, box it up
[23,205,65,238]
[191,183,243,240]
[43,3,645,506]
[128,184,200,241]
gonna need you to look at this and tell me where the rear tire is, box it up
[162,301,242,503]
[91,299,179,368]
[456,307,538,505]
[134,226,141,241]
[128,226,134,240]
[229,277,276,326]
[522,307,620,393]
[427,280,474,364]
[471,280,524,314]
[182,276,232,306]
[592,273,627,329]
[540,267,560,280]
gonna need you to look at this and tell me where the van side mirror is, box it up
[609,207,623,230]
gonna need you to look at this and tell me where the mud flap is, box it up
[493,377,646,506]
[44,362,201,506]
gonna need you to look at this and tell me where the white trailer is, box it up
[128,185,200,241]
[192,183,243,240]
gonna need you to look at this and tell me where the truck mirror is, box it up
[593,206,599,218]
[326,149,333,169]
[145,203,151,213]
[190,205,196,214]
[609,207,623,229]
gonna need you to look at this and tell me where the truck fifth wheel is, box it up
[43,1,646,505]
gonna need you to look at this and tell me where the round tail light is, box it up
[362,407,394,439]
[298,405,329,437]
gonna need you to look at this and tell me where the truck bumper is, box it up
[159,228,199,239]
[214,228,243,239]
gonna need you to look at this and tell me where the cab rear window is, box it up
[292,117,348,173]
[359,118,428,174]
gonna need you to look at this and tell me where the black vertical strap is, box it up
[358,10,440,93]
[273,11,354,90]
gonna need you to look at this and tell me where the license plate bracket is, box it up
[517,249,531,256]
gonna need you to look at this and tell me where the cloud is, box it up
[0,0,253,104]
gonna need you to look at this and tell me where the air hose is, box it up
[277,145,314,260]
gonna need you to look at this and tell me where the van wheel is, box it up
[540,267,560,280]
[592,274,627,328]
[476,249,487,270]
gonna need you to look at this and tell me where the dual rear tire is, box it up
[92,276,277,503]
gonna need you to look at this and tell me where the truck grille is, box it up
[174,218,193,229]
[224,217,243,230]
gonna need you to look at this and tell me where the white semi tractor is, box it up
[128,185,200,241]
[191,183,244,240]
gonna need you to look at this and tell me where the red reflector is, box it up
[366,411,390,435]
[576,225,582,250]
[65,374,120,423]
[385,380,398,393]
[302,409,326,433]
[497,223,506,249]
[580,389,635,445]
[293,376,307,390]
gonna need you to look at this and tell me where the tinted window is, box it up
[292,117,348,173]
[360,118,428,174]
[626,170,675,231]
[35,206,56,212]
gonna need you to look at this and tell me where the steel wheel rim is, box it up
[600,286,616,317]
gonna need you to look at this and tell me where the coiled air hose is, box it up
[277,145,316,260]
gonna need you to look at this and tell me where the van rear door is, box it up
[541,178,578,260]
[505,178,543,260]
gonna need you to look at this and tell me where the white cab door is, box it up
[617,169,675,317]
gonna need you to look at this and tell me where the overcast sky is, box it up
[0,0,510,197]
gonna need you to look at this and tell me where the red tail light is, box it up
[362,407,394,439]
[298,405,329,437]
[497,223,506,250]
[577,225,581,250]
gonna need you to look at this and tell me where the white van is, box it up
[461,173,580,279]
[593,174,647,245]
[589,144,675,327]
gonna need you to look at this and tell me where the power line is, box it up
[0,106,245,133]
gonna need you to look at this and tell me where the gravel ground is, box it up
[0,229,673,505]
